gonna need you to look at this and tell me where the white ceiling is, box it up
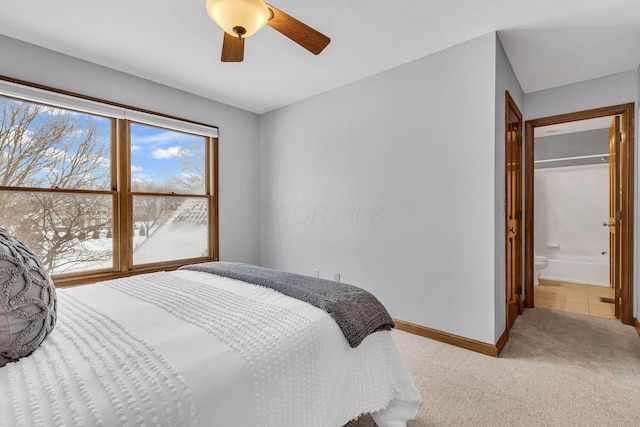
[1,0,639,114]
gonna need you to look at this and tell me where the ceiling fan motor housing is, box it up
[233,26,247,38]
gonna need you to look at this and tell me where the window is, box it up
[129,123,210,265]
[0,82,218,285]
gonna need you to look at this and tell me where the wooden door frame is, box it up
[524,103,635,325]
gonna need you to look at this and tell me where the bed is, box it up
[1,260,421,427]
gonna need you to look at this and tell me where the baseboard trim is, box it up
[634,318,640,337]
[394,319,507,358]
[495,328,509,356]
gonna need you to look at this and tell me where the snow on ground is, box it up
[57,198,208,275]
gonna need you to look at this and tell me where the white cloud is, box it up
[152,146,186,159]
[44,147,67,161]
[68,129,89,138]
[71,153,109,166]
[132,130,197,145]
[5,129,35,148]
[131,173,153,184]
[131,165,143,172]
[131,145,142,152]
[40,166,60,175]
[41,106,70,116]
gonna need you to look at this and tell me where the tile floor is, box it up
[533,279,616,319]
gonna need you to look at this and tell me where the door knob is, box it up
[603,221,614,227]
[508,227,516,233]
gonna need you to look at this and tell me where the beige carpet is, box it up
[346,307,640,427]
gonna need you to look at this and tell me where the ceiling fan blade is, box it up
[221,32,244,62]
[266,4,330,55]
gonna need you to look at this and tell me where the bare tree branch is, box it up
[0,98,111,273]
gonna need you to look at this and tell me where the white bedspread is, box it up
[0,270,421,427]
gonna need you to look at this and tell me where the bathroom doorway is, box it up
[532,114,616,318]
[524,103,635,326]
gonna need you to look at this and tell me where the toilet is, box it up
[534,256,549,285]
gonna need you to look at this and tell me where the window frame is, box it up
[0,76,219,287]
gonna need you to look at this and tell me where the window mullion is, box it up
[210,137,219,260]
[109,118,119,273]
[116,119,132,271]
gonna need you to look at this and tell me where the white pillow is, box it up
[0,227,57,367]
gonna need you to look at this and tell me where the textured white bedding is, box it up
[0,269,421,427]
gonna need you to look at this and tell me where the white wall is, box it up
[495,36,524,340]
[534,164,609,259]
[0,35,261,264]
[524,70,638,121]
[260,33,506,344]
[525,70,638,318]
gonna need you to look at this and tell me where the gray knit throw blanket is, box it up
[179,262,394,348]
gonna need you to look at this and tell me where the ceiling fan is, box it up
[205,0,331,62]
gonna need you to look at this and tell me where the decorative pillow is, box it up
[0,227,57,367]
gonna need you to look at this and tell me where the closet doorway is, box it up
[505,91,523,330]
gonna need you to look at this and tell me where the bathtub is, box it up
[539,254,610,287]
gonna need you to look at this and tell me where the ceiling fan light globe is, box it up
[206,0,270,38]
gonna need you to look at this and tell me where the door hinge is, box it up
[616,132,622,143]
[616,287,621,298]
[517,136,523,147]
[616,211,622,221]
[516,210,523,221]
[516,285,522,295]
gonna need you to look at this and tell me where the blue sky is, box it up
[130,123,204,190]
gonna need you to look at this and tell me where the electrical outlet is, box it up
[313,269,320,278]
[333,273,340,282]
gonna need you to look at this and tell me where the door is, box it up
[607,116,622,317]
[505,92,523,330]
